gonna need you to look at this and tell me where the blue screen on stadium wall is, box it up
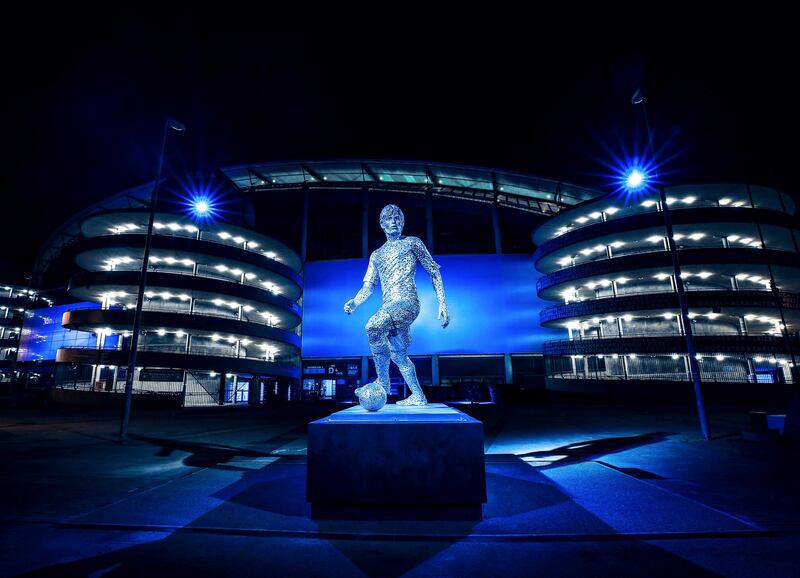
[301,254,560,357]
[18,302,104,362]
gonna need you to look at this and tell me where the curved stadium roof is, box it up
[34,160,604,279]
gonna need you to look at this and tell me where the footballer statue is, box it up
[344,204,449,407]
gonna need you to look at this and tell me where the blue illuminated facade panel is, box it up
[302,254,561,357]
[18,302,105,362]
[1,285,49,367]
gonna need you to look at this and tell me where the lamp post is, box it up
[119,117,185,443]
[631,90,710,441]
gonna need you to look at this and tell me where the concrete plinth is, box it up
[307,403,486,519]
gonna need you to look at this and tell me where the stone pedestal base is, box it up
[307,403,486,519]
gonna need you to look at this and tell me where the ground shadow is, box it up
[483,465,572,519]
[515,432,673,469]
[211,459,310,518]
[128,427,305,470]
[15,453,723,577]
[128,434,270,470]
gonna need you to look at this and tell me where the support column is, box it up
[432,354,440,387]
[361,355,369,387]
[492,202,502,254]
[301,183,310,262]
[504,353,513,385]
[746,357,756,382]
[218,371,226,406]
[738,316,748,336]
[426,191,434,252]
[180,370,187,406]
[362,187,369,258]
[248,377,259,405]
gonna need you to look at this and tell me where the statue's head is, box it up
[379,204,404,238]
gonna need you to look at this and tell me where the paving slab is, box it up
[68,456,756,540]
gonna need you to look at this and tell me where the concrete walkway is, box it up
[2,401,799,576]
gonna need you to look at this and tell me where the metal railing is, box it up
[546,371,793,384]
[58,344,299,364]
[101,226,292,266]
[71,304,298,332]
[559,329,768,340]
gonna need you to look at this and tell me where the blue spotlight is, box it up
[191,197,213,217]
[624,167,647,192]
[176,182,222,222]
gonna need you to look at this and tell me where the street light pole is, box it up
[119,117,185,443]
[658,185,710,440]
[632,89,711,440]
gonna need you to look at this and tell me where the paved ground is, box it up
[1,400,799,576]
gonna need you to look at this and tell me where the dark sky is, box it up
[2,10,798,281]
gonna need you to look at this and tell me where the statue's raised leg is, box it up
[356,312,394,399]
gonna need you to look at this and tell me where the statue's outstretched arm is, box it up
[344,254,378,314]
[430,269,447,308]
[352,279,375,307]
[411,237,449,327]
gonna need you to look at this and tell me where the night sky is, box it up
[2,11,798,282]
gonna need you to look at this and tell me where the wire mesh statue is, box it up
[344,204,450,406]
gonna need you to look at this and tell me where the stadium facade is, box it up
[14,161,798,404]
[534,183,799,399]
